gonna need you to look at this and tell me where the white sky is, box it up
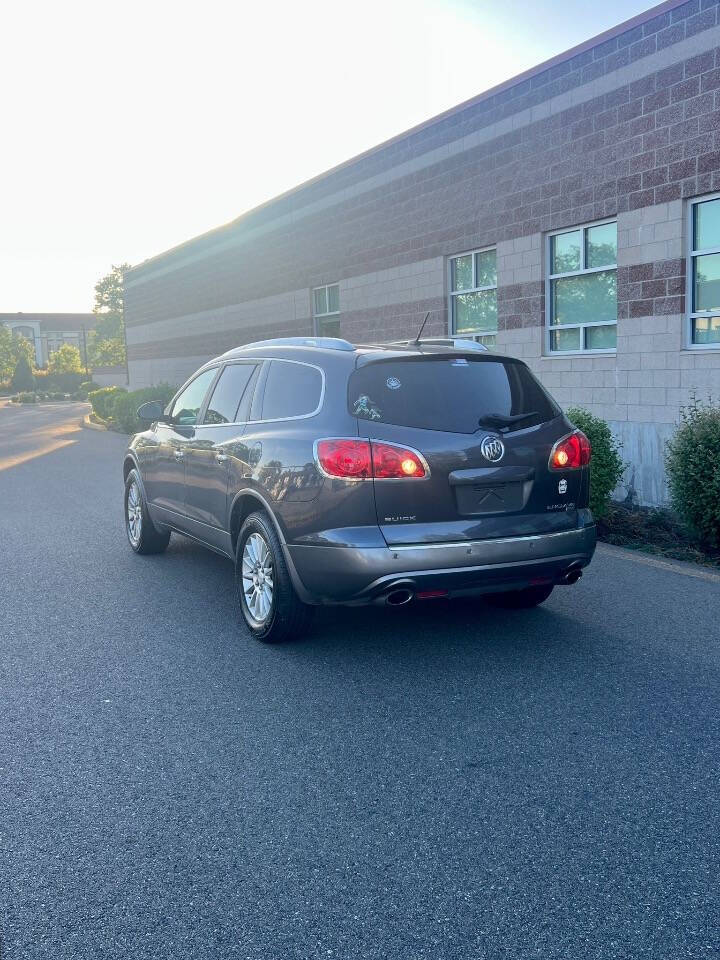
[1,0,654,312]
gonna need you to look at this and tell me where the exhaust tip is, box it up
[386,588,414,606]
[559,566,583,585]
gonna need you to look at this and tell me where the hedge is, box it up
[665,396,720,547]
[88,386,127,420]
[110,384,177,433]
[566,407,624,518]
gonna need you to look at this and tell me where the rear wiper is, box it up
[478,411,540,430]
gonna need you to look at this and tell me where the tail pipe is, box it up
[558,562,583,585]
[385,588,414,606]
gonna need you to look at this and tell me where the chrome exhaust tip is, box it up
[386,588,414,606]
[558,565,583,585]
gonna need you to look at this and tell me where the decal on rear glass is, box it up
[353,395,382,420]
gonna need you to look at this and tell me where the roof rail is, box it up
[224,336,355,354]
[388,337,489,352]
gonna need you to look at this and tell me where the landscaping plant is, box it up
[665,395,720,548]
[88,386,127,420]
[566,407,624,518]
[10,354,35,392]
[110,384,177,433]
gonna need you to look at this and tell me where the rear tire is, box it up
[486,584,554,608]
[235,511,314,644]
[124,469,171,555]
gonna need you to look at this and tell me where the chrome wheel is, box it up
[127,480,142,546]
[241,532,274,623]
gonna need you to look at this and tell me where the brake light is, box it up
[372,442,427,479]
[315,439,427,480]
[549,430,591,470]
[315,439,372,479]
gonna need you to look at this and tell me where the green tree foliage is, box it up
[0,327,35,381]
[665,396,720,547]
[10,353,35,392]
[48,343,84,375]
[110,384,177,433]
[566,407,624,518]
[89,263,130,367]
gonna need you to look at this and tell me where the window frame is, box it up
[247,358,326,424]
[545,217,618,356]
[312,283,340,337]
[447,245,498,347]
[687,193,720,351]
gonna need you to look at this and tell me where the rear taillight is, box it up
[549,430,591,470]
[372,442,427,479]
[315,438,428,480]
[315,439,372,479]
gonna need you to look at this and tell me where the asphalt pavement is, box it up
[0,401,719,959]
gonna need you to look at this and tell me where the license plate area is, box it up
[454,481,524,516]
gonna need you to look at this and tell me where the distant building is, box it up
[124,0,720,506]
[0,313,94,368]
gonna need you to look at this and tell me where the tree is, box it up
[10,353,35,392]
[89,263,130,367]
[0,326,35,382]
[48,343,84,374]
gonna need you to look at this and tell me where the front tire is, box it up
[124,469,170,555]
[235,511,313,644]
[486,583,554,608]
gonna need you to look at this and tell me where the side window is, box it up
[203,363,258,425]
[260,360,323,420]
[169,368,218,426]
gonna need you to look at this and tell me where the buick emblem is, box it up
[480,436,505,463]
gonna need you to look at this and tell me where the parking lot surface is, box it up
[1,402,719,959]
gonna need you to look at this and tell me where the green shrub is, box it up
[11,354,35,392]
[77,380,100,400]
[34,370,87,393]
[665,396,720,547]
[110,384,177,434]
[566,406,624,518]
[88,385,126,420]
[16,392,37,404]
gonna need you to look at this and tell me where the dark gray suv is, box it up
[123,337,596,642]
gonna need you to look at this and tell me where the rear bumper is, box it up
[286,518,597,605]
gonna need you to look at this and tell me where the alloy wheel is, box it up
[127,480,142,546]
[241,532,274,623]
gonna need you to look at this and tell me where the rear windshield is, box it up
[348,357,559,434]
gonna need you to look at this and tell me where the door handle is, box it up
[174,450,184,460]
[215,453,228,464]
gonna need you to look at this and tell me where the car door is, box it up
[183,361,261,537]
[144,367,219,522]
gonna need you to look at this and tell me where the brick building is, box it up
[125,0,720,505]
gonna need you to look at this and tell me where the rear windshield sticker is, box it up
[353,395,382,420]
[386,376,402,390]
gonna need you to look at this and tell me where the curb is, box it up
[81,412,107,431]
[597,541,720,583]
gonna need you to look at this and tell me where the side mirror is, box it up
[137,400,168,424]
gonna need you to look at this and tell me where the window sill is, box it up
[540,351,617,359]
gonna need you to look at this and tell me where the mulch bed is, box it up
[597,504,720,568]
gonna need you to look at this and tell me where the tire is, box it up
[124,469,171,555]
[235,511,314,644]
[486,583,554,609]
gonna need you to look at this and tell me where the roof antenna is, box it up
[412,311,430,345]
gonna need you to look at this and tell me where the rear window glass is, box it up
[348,357,559,434]
[260,360,323,420]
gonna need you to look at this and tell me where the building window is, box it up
[449,248,497,346]
[689,196,720,347]
[547,220,617,353]
[313,283,340,337]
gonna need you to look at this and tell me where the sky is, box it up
[1,0,657,313]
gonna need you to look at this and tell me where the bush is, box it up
[110,384,177,433]
[77,380,100,400]
[88,385,126,420]
[10,354,35,392]
[665,396,720,547]
[16,392,37,404]
[34,370,87,393]
[48,343,84,375]
[566,407,624,518]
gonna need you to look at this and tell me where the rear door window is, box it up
[203,363,258,424]
[259,360,323,420]
[348,357,559,433]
